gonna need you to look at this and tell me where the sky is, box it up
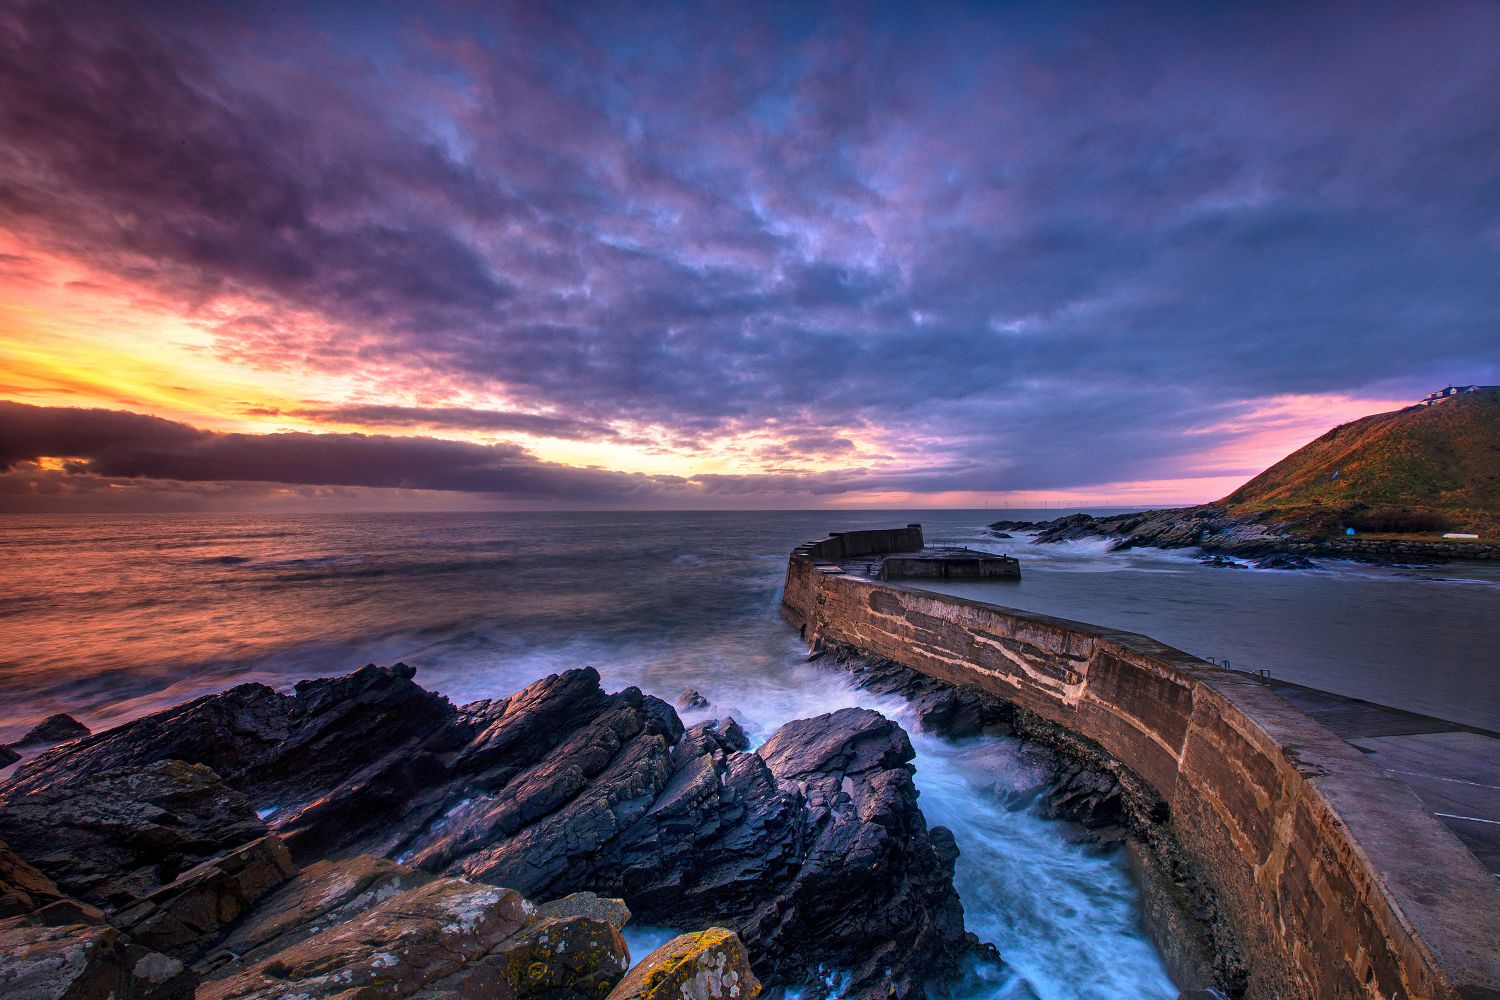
[1,0,1497,512]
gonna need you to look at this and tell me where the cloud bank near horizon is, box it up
[1,1,1497,509]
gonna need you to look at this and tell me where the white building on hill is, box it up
[1419,384,1499,406]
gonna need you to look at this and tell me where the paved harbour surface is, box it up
[1265,678,1500,877]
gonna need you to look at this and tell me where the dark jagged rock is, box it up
[990,530,1013,538]
[5,664,972,999]
[675,688,710,711]
[1198,554,1244,568]
[712,715,749,751]
[114,836,298,960]
[9,714,89,750]
[7,664,460,863]
[822,648,1009,739]
[1028,502,1499,563]
[402,685,966,998]
[0,759,269,910]
[0,746,17,768]
[0,676,693,1000]
[1029,511,1102,543]
[987,519,1045,531]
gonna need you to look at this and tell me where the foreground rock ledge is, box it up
[3,663,975,999]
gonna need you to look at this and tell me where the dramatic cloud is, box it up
[1,0,1497,508]
[0,402,672,500]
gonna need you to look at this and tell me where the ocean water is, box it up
[4,508,1497,997]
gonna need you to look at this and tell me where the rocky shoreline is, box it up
[1000,508,1499,564]
[0,664,985,1000]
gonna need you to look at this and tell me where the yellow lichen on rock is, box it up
[607,928,760,1000]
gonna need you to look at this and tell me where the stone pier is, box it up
[782,525,1500,1000]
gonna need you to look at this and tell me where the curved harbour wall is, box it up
[783,527,1500,1000]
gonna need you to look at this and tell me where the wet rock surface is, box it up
[1251,553,1318,570]
[201,854,433,977]
[820,646,1009,739]
[114,835,298,960]
[3,663,974,999]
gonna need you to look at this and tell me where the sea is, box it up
[3,509,1498,999]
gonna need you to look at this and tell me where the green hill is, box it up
[1220,389,1500,535]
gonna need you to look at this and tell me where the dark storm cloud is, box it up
[2,0,1498,494]
[0,402,665,499]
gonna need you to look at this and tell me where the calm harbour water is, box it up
[4,509,1498,998]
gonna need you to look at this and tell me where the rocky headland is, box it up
[1006,391,1500,564]
[0,663,980,1000]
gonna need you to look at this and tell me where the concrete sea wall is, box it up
[1309,537,1500,561]
[783,527,1500,1000]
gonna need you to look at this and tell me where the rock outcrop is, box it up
[5,664,974,998]
[1028,505,1499,563]
[0,713,90,774]
[821,647,1009,739]
[9,714,89,750]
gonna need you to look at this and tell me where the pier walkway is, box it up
[1263,678,1500,877]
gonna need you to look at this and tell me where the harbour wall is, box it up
[782,526,1500,1000]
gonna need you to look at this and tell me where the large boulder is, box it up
[608,928,760,1000]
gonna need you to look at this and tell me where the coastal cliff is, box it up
[0,664,977,1000]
